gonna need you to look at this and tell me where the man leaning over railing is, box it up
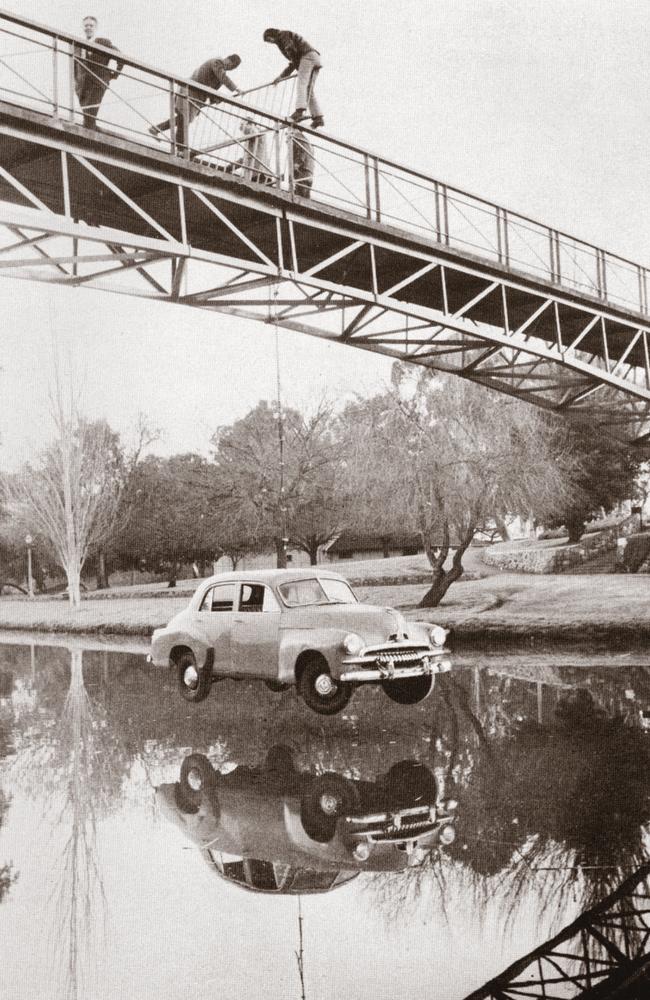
[148,54,242,149]
[264,29,324,129]
[74,14,124,128]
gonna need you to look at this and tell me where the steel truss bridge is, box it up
[465,863,650,999]
[0,10,649,448]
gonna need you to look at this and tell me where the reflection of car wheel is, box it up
[265,744,297,775]
[386,761,437,805]
[177,651,212,703]
[178,753,220,819]
[264,680,290,693]
[300,773,361,843]
[298,657,352,716]
[382,674,434,705]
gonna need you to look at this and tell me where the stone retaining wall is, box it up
[482,514,641,574]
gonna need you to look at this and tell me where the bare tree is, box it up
[3,370,122,608]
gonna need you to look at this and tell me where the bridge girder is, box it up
[464,864,650,1000]
[1,114,649,448]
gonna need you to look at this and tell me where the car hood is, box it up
[280,603,411,641]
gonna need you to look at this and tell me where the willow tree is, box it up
[344,365,578,607]
[3,378,122,608]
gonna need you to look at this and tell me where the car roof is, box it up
[198,568,350,588]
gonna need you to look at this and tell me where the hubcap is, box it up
[187,768,202,791]
[315,673,335,697]
[319,792,340,815]
[183,665,199,688]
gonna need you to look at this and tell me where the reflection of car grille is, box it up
[369,819,436,842]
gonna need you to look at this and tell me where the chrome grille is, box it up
[375,648,428,667]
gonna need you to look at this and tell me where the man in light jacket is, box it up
[263,29,324,129]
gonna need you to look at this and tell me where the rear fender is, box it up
[166,633,212,672]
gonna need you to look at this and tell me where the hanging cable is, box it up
[272,285,288,566]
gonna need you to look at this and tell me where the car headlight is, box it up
[353,842,371,861]
[439,824,456,846]
[429,625,448,647]
[342,633,364,655]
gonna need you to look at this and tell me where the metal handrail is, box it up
[0,5,647,315]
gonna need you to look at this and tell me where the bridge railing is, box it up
[0,8,647,320]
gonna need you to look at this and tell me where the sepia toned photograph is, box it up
[0,2,648,997]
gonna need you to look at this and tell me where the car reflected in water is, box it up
[156,748,457,893]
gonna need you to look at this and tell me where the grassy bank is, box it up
[0,572,648,646]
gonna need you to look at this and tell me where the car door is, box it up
[231,584,281,678]
[195,582,237,673]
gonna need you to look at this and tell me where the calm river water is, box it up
[0,636,648,999]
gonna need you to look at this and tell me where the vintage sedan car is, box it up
[155,747,457,891]
[149,568,451,714]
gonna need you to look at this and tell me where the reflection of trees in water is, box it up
[8,648,129,1000]
[366,671,650,939]
[42,649,111,1000]
[0,788,17,903]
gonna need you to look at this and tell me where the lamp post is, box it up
[25,534,34,599]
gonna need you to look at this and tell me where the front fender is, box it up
[278,629,349,683]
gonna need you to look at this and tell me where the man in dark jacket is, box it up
[149,55,242,147]
[74,15,123,128]
[263,29,324,128]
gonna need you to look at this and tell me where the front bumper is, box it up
[340,647,451,683]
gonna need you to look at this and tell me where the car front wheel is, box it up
[382,674,434,705]
[177,650,212,703]
[298,657,352,716]
[300,773,360,842]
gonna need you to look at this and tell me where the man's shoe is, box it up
[148,125,161,138]
[311,116,325,129]
[289,108,307,123]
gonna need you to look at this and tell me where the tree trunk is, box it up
[167,560,179,588]
[308,538,319,565]
[276,539,287,569]
[381,537,390,559]
[67,563,82,608]
[494,514,510,542]
[418,525,475,608]
[96,549,109,590]
[566,517,585,544]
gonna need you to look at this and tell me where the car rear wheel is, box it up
[300,773,360,843]
[298,657,352,716]
[176,650,212,703]
[382,674,434,705]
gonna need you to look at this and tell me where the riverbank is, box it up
[0,572,648,647]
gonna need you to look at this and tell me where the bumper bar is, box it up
[341,658,452,683]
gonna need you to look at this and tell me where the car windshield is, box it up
[279,578,357,607]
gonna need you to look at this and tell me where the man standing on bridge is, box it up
[263,29,324,129]
[149,55,242,149]
[73,15,123,129]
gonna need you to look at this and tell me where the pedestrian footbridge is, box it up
[1,10,649,448]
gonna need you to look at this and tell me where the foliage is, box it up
[211,400,349,567]
[342,365,576,606]
[108,453,225,582]
[545,422,641,543]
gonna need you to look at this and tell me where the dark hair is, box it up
[227,53,241,68]
[263,29,279,42]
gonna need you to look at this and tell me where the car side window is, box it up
[199,583,236,612]
[239,584,280,613]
